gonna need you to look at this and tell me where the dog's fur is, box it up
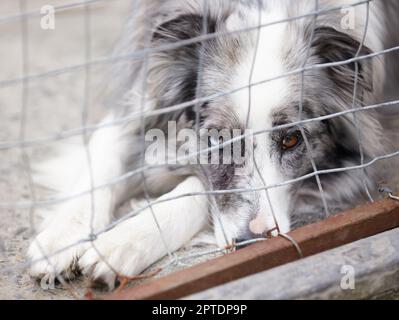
[28,0,399,289]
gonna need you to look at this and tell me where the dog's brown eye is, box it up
[282,131,302,150]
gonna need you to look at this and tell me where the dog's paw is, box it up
[27,223,89,285]
[78,232,151,290]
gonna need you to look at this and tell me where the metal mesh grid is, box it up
[1,0,399,297]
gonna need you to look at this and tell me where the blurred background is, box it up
[0,0,131,299]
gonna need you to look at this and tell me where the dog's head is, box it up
[142,0,387,245]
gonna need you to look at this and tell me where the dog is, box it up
[28,0,399,289]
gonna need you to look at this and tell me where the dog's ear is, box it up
[148,14,217,120]
[313,27,383,160]
[312,26,373,96]
[153,14,215,43]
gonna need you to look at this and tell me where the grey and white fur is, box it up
[28,0,399,289]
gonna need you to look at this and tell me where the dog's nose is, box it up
[249,212,268,235]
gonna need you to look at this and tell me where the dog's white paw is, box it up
[78,232,151,290]
[28,222,89,285]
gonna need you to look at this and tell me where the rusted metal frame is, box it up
[106,198,399,300]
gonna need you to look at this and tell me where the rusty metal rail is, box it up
[107,198,399,300]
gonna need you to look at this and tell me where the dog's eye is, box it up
[281,131,302,150]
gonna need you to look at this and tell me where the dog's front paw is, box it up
[28,223,89,286]
[78,232,152,290]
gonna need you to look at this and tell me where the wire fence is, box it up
[1,0,399,297]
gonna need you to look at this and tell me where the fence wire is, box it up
[1,0,399,297]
